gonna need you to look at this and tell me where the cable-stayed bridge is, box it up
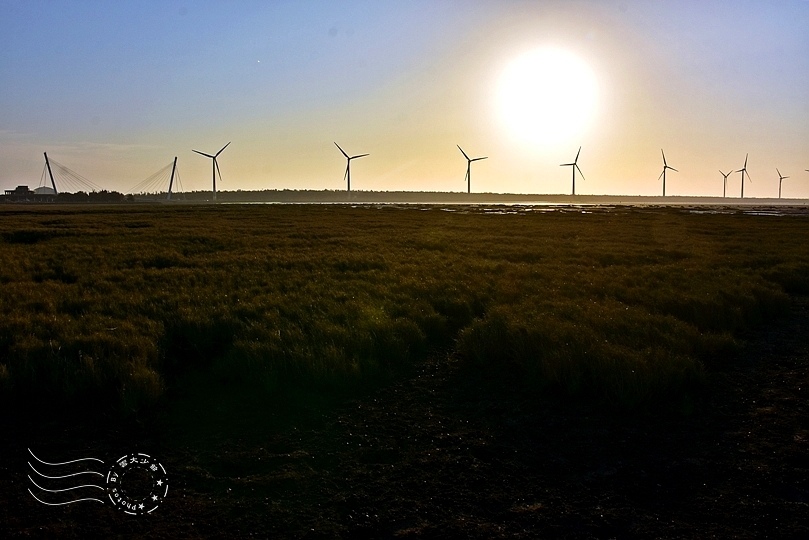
[39,153,104,194]
[34,153,183,200]
[125,157,183,200]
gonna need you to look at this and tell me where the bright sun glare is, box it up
[497,47,598,148]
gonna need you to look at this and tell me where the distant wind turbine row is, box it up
[48,140,803,198]
[557,148,801,199]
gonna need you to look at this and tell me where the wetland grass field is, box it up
[2,203,808,416]
[3,203,809,537]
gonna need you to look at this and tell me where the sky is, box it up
[1,0,808,198]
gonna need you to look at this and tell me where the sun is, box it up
[496,47,598,148]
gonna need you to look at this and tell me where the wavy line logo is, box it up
[28,448,169,515]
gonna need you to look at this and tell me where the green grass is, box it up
[1,204,807,414]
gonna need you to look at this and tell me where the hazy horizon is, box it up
[2,1,808,198]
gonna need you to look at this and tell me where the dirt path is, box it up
[3,301,809,538]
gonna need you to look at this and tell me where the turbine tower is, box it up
[334,142,368,192]
[192,142,230,201]
[736,153,751,198]
[457,145,487,194]
[560,146,585,196]
[167,156,178,201]
[43,152,57,194]
[719,170,732,198]
[658,149,678,196]
[777,168,789,199]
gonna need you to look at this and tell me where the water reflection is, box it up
[225,200,809,217]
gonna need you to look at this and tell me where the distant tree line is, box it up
[54,190,127,203]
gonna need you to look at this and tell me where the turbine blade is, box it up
[744,153,748,167]
[472,157,487,161]
[658,171,665,181]
[575,146,581,163]
[670,167,679,172]
[560,163,574,167]
[215,159,223,182]
[334,142,349,158]
[661,149,667,166]
[576,164,585,181]
[215,141,231,157]
[193,150,215,158]
[352,153,369,159]
[457,145,470,161]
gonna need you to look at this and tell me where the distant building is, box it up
[2,185,56,203]
[4,185,33,197]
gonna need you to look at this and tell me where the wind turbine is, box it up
[736,153,752,198]
[719,170,732,198]
[560,146,585,196]
[457,145,487,194]
[658,149,678,196]
[192,142,230,201]
[334,142,368,192]
[777,168,789,199]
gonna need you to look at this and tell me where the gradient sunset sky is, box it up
[2,1,808,198]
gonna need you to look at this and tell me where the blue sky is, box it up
[2,1,808,197]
